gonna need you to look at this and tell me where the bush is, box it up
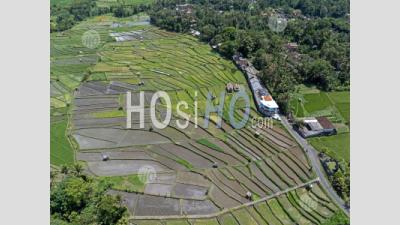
[50,173,127,225]
[321,211,350,225]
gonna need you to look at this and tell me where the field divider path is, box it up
[280,116,350,216]
[129,178,319,220]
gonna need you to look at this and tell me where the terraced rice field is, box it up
[128,184,338,224]
[96,0,154,8]
[51,14,343,224]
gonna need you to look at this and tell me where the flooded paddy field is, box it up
[51,14,342,224]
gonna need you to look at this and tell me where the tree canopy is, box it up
[148,0,350,110]
[50,165,128,225]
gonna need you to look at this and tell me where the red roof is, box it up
[316,117,335,130]
[262,95,273,101]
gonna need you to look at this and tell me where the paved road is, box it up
[280,116,350,216]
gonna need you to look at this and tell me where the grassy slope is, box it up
[303,92,332,113]
[291,90,349,123]
[309,133,350,162]
[50,120,74,165]
[327,91,350,123]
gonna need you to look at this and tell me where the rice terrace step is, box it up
[50,1,350,224]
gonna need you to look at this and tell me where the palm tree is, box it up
[60,165,69,175]
[72,163,83,176]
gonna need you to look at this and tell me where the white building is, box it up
[260,94,279,115]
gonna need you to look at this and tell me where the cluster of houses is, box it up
[296,116,337,138]
[211,43,222,49]
[175,4,200,36]
[233,54,280,120]
[175,4,193,14]
[284,42,299,51]
[282,42,303,68]
[190,29,200,37]
[261,8,309,20]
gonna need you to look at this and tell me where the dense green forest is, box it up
[149,0,350,113]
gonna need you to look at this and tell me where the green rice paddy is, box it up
[309,133,350,162]
[50,13,345,224]
[196,138,224,152]
[50,120,74,166]
[290,86,350,162]
[91,110,126,118]
[290,87,349,124]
